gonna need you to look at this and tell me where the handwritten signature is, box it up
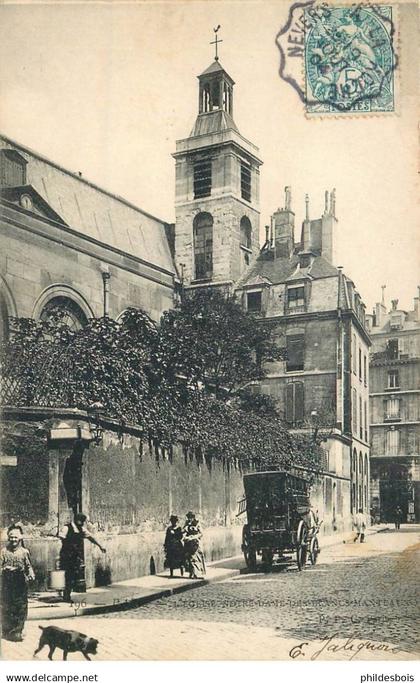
[289,634,401,661]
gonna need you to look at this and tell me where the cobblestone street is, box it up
[2,527,419,661]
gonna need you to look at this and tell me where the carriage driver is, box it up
[304,506,319,535]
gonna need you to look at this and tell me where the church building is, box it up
[171,55,371,534]
[1,47,370,586]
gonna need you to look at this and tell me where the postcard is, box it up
[0,0,418,671]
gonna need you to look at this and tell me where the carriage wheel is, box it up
[309,537,320,565]
[296,520,308,571]
[242,525,257,571]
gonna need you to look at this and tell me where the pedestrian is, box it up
[1,524,35,641]
[353,508,366,543]
[163,515,185,578]
[59,513,106,602]
[394,505,403,530]
[183,511,206,579]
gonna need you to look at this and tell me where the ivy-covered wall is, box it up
[1,413,245,589]
[83,434,244,585]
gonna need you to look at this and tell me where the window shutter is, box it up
[285,384,294,423]
[295,382,304,423]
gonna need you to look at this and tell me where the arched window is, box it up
[351,447,357,512]
[0,294,10,342]
[364,453,369,509]
[240,216,252,250]
[359,451,364,511]
[41,296,88,330]
[194,212,213,280]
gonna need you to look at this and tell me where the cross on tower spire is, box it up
[210,25,222,61]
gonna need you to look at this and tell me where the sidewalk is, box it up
[320,522,389,547]
[27,559,240,621]
[27,524,389,621]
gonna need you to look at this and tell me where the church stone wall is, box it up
[1,210,174,324]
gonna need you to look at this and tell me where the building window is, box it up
[287,286,305,310]
[364,400,368,442]
[359,348,362,380]
[351,448,357,512]
[352,334,357,373]
[352,388,357,433]
[193,159,212,199]
[247,291,261,313]
[240,216,252,250]
[40,296,88,330]
[286,334,304,372]
[387,370,399,389]
[364,354,367,385]
[241,162,251,202]
[359,395,363,440]
[390,314,403,330]
[387,339,399,359]
[285,381,304,426]
[359,452,363,510]
[193,212,213,280]
[386,429,400,455]
[0,149,27,188]
[386,398,400,420]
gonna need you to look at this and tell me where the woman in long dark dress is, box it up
[164,515,184,578]
[1,525,35,641]
[183,512,206,579]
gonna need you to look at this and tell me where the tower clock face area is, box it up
[174,56,262,288]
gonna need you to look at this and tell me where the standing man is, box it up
[59,513,106,602]
[353,508,366,543]
[394,505,403,530]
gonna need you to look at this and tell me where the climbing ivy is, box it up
[0,291,322,471]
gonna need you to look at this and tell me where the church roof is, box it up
[190,110,239,137]
[0,136,175,274]
[198,60,234,83]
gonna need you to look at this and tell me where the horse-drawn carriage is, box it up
[238,470,320,571]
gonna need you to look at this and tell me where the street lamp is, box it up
[87,401,105,446]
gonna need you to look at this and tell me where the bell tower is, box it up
[173,35,262,289]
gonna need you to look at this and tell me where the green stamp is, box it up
[304,5,395,114]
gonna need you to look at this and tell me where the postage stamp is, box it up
[276,1,398,115]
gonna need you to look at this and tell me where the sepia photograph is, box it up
[0,0,418,671]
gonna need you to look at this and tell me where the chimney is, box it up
[375,288,387,326]
[319,188,337,264]
[300,190,337,263]
[273,186,295,259]
[300,194,311,251]
[414,287,420,321]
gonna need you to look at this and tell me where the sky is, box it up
[0,0,418,312]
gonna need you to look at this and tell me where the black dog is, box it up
[33,626,99,661]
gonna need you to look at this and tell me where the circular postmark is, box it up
[276,1,398,114]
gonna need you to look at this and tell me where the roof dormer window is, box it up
[0,149,27,188]
[287,285,305,310]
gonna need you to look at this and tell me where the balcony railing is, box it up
[371,350,411,362]
[384,413,401,422]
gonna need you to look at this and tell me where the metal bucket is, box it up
[49,569,65,590]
